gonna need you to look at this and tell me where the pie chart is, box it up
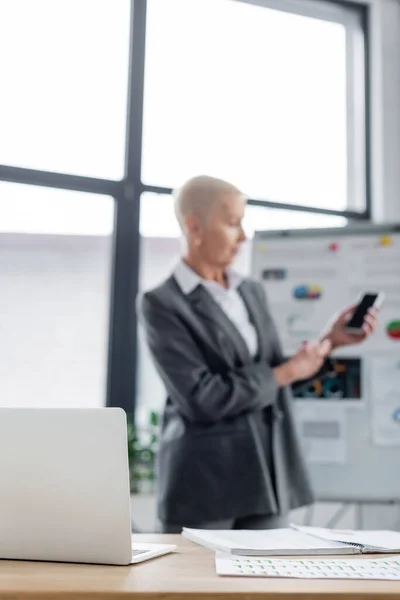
[293,284,322,300]
[386,320,400,340]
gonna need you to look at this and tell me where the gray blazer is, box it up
[139,275,314,525]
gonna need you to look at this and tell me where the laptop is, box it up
[0,407,176,565]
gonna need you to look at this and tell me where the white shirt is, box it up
[173,260,258,358]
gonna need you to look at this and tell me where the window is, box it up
[142,0,366,212]
[0,0,368,416]
[0,183,114,408]
[0,0,130,180]
[0,183,114,236]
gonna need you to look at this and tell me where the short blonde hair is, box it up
[173,175,245,229]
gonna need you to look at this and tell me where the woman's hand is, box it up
[320,305,378,350]
[274,339,332,386]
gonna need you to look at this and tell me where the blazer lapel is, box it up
[187,285,251,365]
[237,281,266,360]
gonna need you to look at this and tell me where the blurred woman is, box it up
[140,175,377,533]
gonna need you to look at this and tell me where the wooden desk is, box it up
[0,534,399,600]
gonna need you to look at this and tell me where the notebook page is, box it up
[293,525,400,551]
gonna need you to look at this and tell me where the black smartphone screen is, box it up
[347,294,378,329]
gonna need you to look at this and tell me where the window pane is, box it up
[143,0,353,210]
[0,183,114,408]
[243,205,347,237]
[0,0,130,180]
[140,193,181,238]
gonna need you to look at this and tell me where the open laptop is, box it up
[0,407,176,565]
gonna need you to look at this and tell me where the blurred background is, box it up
[0,0,399,532]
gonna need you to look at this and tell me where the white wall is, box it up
[368,0,400,223]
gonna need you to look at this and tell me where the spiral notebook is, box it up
[292,525,400,554]
[182,525,400,556]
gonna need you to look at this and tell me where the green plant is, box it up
[126,411,160,494]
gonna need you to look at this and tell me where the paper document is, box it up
[215,553,400,580]
[295,404,347,464]
[369,356,400,447]
[182,527,356,556]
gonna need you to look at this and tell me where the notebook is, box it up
[292,525,400,554]
[182,526,400,556]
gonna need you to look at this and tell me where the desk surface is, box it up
[0,534,399,600]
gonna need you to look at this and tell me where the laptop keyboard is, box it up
[132,549,147,556]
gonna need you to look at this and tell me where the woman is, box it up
[140,175,377,533]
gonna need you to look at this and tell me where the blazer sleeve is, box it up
[139,292,279,425]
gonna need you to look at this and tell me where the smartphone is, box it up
[345,292,384,333]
